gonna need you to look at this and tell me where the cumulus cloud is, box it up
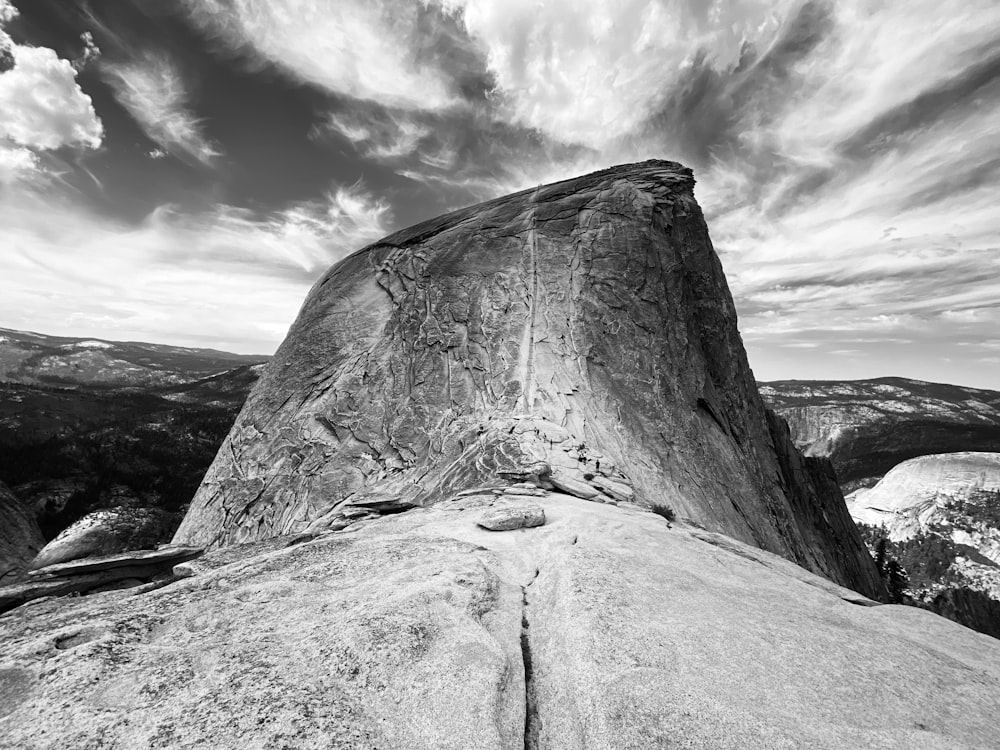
[102,52,219,165]
[0,0,103,183]
[0,183,391,352]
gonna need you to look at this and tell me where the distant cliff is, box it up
[175,160,881,599]
[0,480,43,584]
[848,452,1000,631]
[0,329,266,543]
[760,377,1000,490]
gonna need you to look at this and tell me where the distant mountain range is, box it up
[760,377,1000,492]
[0,327,266,389]
[0,328,268,541]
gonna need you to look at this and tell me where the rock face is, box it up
[174,160,880,599]
[3,497,999,750]
[847,452,1000,543]
[929,587,1000,640]
[848,453,1000,614]
[30,507,177,571]
[760,377,1000,490]
[0,481,43,585]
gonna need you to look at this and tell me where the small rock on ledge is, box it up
[477,504,546,531]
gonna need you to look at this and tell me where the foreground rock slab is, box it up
[2,496,997,750]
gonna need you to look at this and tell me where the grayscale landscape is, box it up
[1,2,998,748]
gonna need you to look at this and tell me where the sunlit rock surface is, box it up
[848,452,1000,605]
[174,160,880,599]
[760,378,1000,490]
[30,507,177,571]
[3,496,999,750]
[848,452,1000,541]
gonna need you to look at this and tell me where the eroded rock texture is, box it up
[174,160,880,598]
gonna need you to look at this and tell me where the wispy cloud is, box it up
[0,0,103,184]
[0,183,391,352]
[102,52,219,165]
[181,0,483,112]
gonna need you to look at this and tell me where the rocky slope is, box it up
[175,160,881,598]
[760,378,1000,490]
[3,495,999,750]
[849,453,1000,603]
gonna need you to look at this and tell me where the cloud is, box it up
[181,0,483,111]
[438,0,794,148]
[102,52,219,165]
[0,183,391,352]
[0,1,103,183]
[0,145,37,185]
[318,101,598,203]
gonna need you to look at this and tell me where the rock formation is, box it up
[1,546,203,615]
[847,452,1000,543]
[0,480,43,585]
[3,496,999,749]
[30,507,177,571]
[174,160,881,599]
[847,452,1000,621]
[760,377,1000,490]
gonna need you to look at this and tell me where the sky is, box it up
[1,0,998,388]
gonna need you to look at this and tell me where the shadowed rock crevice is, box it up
[520,582,539,750]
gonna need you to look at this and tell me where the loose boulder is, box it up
[478,503,546,531]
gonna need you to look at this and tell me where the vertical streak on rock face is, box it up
[173,160,882,598]
[519,186,540,413]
